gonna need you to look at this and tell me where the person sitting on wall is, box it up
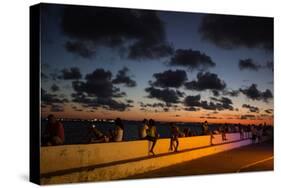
[146,119,158,155]
[44,114,64,146]
[110,118,124,142]
[87,125,110,143]
[202,121,209,135]
[139,119,149,139]
[183,128,190,137]
[169,123,180,152]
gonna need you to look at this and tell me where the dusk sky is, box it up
[40,4,273,124]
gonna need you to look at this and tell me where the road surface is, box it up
[126,140,273,179]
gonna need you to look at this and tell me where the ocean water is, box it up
[41,120,225,145]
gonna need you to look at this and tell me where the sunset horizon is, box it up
[40,4,273,127]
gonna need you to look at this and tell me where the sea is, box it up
[41,119,226,145]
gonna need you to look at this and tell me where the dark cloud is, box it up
[71,92,132,111]
[199,15,273,50]
[88,98,133,111]
[61,6,172,60]
[184,107,200,111]
[210,97,234,111]
[72,69,125,98]
[265,61,273,72]
[50,84,60,92]
[128,41,174,60]
[240,114,256,120]
[65,41,96,58]
[240,84,273,102]
[145,86,183,104]
[71,68,135,111]
[41,89,68,105]
[169,49,215,70]
[59,67,82,80]
[150,69,187,88]
[50,104,64,112]
[242,104,260,113]
[264,109,273,114]
[185,72,226,91]
[183,95,233,111]
[112,67,137,87]
[72,106,84,112]
[239,58,261,71]
[139,102,165,108]
[126,99,134,104]
[222,89,240,97]
[184,95,201,107]
[212,90,220,97]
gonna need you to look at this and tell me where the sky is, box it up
[40,3,274,125]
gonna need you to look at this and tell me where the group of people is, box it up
[87,117,124,143]
[42,114,271,155]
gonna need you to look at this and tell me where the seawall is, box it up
[40,133,252,184]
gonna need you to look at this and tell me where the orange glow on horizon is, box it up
[42,104,273,125]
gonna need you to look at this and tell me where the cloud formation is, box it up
[183,95,233,111]
[112,67,137,87]
[59,67,82,80]
[65,41,96,59]
[61,6,172,60]
[264,109,273,114]
[185,72,226,91]
[242,104,260,113]
[71,92,133,111]
[239,58,261,71]
[71,68,136,111]
[41,89,68,105]
[145,86,183,104]
[222,89,240,97]
[240,114,256,120]
[50,84,60,92]
[169,49,215,70]
[199,15,273,50]
[239,84,273,102]
[72,69,125,98]
[150,69,187,88]
[50,104,64,112]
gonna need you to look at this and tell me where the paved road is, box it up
[127,140,273,179]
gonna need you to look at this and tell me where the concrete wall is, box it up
[41,133,248,174]
[41,138,252,184]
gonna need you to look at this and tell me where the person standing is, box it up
[169,123,180,152]
[251,125,258,144]
[146,119,158,155]
[220,124,227,141]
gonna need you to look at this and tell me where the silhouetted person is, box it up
[238,124,244,140]
[44,114,64,146]
[146,119,158,155]
[169,123,179,152]
[220,124,227,141]
[110,118,124,142]
[87,125,109,143]
[251,125,257,144]
[202,121,209,135]
[183,128,191,137]
[139,119,149,139]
